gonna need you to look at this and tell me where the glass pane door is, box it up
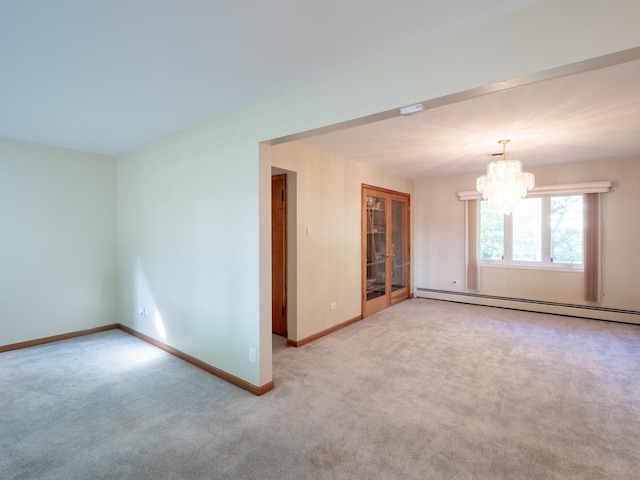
[363,186,410,317]
[391,198,407,294]
[365,194,386,301]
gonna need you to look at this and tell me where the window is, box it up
[480,195,583,268]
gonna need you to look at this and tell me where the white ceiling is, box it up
[301,58,640,178]
[0,0,543,156]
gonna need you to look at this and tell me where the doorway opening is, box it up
[271,167,297,355]
[271,173,287,337]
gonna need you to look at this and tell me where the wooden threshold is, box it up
[287,314,363,347]
[0,324,119,353]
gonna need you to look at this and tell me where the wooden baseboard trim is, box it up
[256,381,276,396]
[287,314,363,348]
[117,324,274,396]
[0,324,119,353]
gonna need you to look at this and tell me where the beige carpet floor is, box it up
[2,298,640,479]
[272,333,288,354]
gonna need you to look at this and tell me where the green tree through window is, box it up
[480,195,583,267]
[551,196,583,264]
[480,200,503,260]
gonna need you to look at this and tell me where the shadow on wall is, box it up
[135,259,167,340]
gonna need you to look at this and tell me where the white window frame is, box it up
[458,180,613,278]
[481,196,582,270]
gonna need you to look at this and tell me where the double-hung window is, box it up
[480,195,584,269]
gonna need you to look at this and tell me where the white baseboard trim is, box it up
[415,288,640,325]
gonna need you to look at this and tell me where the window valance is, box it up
[457,180,612,201]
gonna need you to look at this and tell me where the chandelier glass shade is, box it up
[476,139,535,215]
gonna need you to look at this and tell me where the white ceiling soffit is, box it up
[300,57,640,179]
[0,0,542,156]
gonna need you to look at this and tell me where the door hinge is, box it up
[281,305,285,317]
[281,189,284,201]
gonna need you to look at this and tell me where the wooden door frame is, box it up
[361,184,410,317]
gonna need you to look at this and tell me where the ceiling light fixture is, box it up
[476,139,535,215]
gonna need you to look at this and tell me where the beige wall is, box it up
[1,1,637,388]
[271,141,413,341]
[0,138,117,346]
[115,0,640,388]
[414,157,640,321]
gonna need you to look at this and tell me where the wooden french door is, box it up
[362,185,410,317]
[272,174,287,336]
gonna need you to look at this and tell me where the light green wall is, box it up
[116,123,264,384]
[414,157,640,319]
[0,138,116,345]
[116,0,640,387]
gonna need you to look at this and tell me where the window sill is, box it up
[480,262,584,274]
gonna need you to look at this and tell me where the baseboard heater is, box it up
[415,288,640,325]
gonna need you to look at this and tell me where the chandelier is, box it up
[476,139,535,215]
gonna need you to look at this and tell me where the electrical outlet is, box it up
[330,302,337,310]
[249,347,256,363]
